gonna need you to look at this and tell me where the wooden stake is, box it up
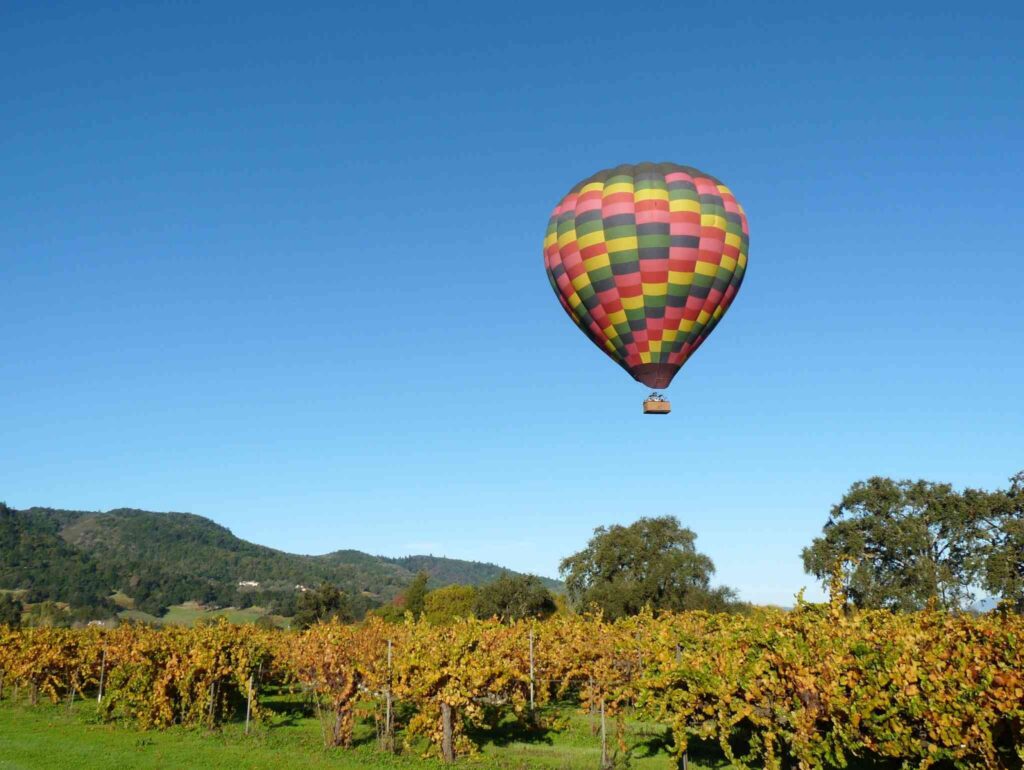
[244,673,254,735]
[440,702,454,763]
[381,638,394,752]
[208,681,215,727]
[97,648,106,703]
[588,676,599,735]
[600,698,610,769]
[528,627,535,713]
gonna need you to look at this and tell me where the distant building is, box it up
[295,584,309,592]
[238,580,260,587]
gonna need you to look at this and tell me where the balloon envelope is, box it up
[543,162,749,389]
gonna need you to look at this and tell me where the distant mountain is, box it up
[0,503,560,618]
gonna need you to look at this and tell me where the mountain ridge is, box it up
[0,503,561,618]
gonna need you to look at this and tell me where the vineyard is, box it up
[1,598,1022,770]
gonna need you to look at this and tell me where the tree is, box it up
[559,516,729,619]
[21,600,71,628]
[978,471,1024,612]
[0,593,22,627]
[292,583,352,629]
[423,584,477,624]
[802,476,982,611]
[473,573,556,622]
[254,614,278,629]
[403,572,430,620]
[368,603,408,624]
[269,593,297,618]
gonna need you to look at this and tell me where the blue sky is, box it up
[3,2,1022,605]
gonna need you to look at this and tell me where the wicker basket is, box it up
[643,399,671,415]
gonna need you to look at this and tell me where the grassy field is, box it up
[112,598,290,628]
[0,695,725,770]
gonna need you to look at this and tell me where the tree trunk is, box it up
[440,702,455,763]
[333,709,345,746]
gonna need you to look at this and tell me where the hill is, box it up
[0,503,560,619]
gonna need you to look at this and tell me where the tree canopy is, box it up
[0,593,22,628]
[472,573,556,622]
[559,516,736,619]
[977,471,1024,612]
[422,584,477,624]
[803,471,1024,611]
[402,572,430,620]
[292,583,352,629]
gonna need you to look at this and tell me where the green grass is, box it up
[471,709,726,769]
[109,590,134,609]
[0,695,726,770]
[115,603,289,628]
[114,609,163,624]
[159,604,282,626]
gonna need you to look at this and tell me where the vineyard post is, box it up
[441,701,455,763]
[528,626,535,713]
[97,648,106,703]
[588,676,598,735]
[244,673,254,735]
[381,638,394,752]
[600,698,610,769]
[208,681,215,727]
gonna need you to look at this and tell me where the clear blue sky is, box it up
[3,3,1022,605]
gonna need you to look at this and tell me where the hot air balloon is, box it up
[543,162,749,414]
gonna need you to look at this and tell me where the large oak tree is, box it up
[803,472,1024,611]
[559,516,735,619]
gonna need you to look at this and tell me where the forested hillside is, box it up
[0,504,559,618]
[382,555,561,592]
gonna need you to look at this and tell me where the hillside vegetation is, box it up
[0,504,559,619]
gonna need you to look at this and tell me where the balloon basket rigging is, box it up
[643,392,671,415]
